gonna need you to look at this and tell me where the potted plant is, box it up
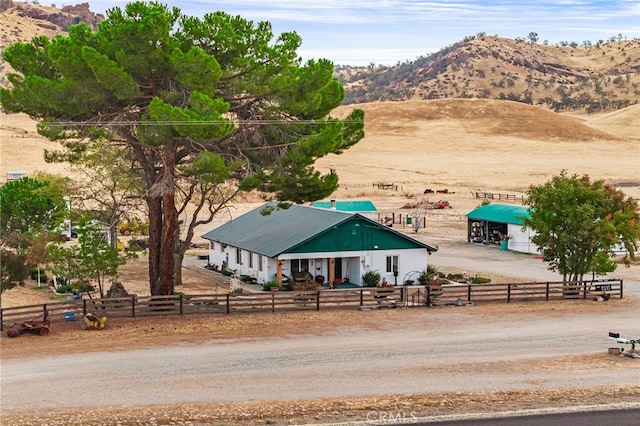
[263,280,279,291]
[429,277,443,306]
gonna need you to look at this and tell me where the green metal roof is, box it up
[466,204,530,225]
[202,202,436,257]
[311,200,377,212]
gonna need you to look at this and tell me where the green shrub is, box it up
[56,284,71,294]
[418,266,439,285]
[471,276,491,284]
[362,270,381,287]
[263,280,279,291]
[447,273,464,281]
[221,269,233,276]
[28,267,48,283]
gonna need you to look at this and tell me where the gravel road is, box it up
[2,299,639,413]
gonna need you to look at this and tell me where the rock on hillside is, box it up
[0,0,103,32]
[0,1,104,87]
[336,35,640,114]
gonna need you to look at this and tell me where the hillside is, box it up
[0,0,103,87]
[314,99,639,199]
[1,2,638,198]
[336,35,640,113]
[1,3,638,114]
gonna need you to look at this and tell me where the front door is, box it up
[334,258,342,280]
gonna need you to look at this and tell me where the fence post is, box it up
[315,291,320,311]
[0,308,3,331]
[271,292,275,312]
[83,299,87,315]
[131,296,136,318]
[620,279,623,299]
[467,285,471,302]
[426,285,431,306]
[226,294,230,314]
[582,281,587,299]
[545,282,550,300]
[179,294,183,315]
[360,289,364,307]
[507,284,511,303]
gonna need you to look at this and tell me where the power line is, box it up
[45,119,363,126]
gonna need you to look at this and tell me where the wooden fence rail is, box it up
[474,191,526,203]
[0,279,622,331]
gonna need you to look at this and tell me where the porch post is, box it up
[276,260,283,285]
[329,257,335,285]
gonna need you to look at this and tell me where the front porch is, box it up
[273,256,362,287]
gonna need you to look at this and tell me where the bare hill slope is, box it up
[584,104,640,139]
[315,99,639,198]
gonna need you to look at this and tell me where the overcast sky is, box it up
[88,1,640,66]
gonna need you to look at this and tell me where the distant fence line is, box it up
[0,278,623,331]
[474,191,526,203]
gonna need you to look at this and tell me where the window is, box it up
[236,247,242,264]
[210,241,215,250]
[249,252,254,268]
[386,255,399,273]
[291,259,309,273]
[258,255,263,272]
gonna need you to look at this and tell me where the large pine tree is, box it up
[1,2,364,295]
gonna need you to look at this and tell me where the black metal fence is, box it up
[0,278,623,331]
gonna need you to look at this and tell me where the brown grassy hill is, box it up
[337,35,640,113]
[584,104,640,139]
[0,3,637,198]
[314,99,639,199]
[355,98,621,141]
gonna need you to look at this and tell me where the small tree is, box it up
[523,171,639,294]
[48,217,135,297]
[527,32,539,44]
[0,176,68,296]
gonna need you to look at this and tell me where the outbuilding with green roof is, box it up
[467,203,539,254]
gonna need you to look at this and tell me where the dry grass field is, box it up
[3,99,638,194]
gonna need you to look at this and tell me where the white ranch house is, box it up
[202,202,438,286]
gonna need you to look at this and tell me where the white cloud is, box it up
[87,1,640,65]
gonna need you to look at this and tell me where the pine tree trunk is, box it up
[147,150,178,296]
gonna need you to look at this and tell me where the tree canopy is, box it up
[1,1,365,296]
[0,176,69,294]
[523,171,639,284]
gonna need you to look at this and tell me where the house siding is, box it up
[207,245,429,286]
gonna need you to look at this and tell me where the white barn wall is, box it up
[507,224,540,254]
[207,243,429,286]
